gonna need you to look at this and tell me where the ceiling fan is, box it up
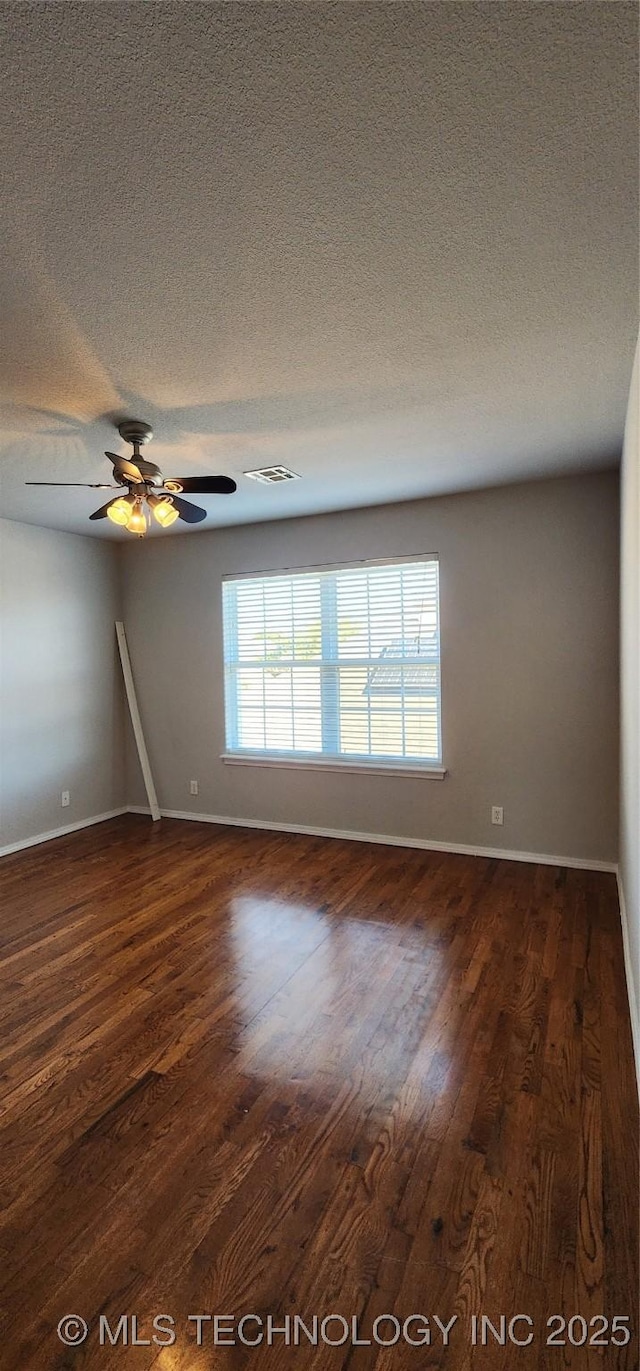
[25,419,237,535]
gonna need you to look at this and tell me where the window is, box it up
[222,556,442,773]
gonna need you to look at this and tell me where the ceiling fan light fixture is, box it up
[148,494,180,527]
[106,494,136,526]
[126,499,147,536]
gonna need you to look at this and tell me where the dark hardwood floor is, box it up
[0,815,637,1369]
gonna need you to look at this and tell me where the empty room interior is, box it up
[1,3,639,1368]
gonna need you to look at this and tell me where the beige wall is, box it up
[0,519,125,851]
[620,340,640,1071]
[121,471,619,863]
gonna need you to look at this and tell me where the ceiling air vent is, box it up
[244,466,300,484]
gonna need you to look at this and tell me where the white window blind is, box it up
[222,557,441,769]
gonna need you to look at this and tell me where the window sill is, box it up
[221,753,447,780]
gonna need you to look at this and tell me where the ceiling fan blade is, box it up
[89,498,119,520]
[25,482,117,488]
[105,452,144,482]
[170,494,207,524]
[166,476,237,494]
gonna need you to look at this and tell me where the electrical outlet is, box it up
[61,790,70,808]
[190,779,199,796]
[491,805,504,826]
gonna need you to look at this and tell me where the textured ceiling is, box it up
[0,1,637,538]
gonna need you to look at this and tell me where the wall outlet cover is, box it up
[491,805,504,825]
[190,780,199,796]
[61,790,70,808]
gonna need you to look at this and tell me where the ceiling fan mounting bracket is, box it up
[118,419,153,446]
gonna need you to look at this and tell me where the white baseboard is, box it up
[0,807,128,859]
[126,806,616,873]
[616,870,640,1105]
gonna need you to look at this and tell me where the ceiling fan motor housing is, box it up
[117,421,161,483]
[133,460,163,481]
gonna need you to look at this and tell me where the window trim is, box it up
[221,753,447,780]
[221,553,439,582]
[222,553,443,771]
